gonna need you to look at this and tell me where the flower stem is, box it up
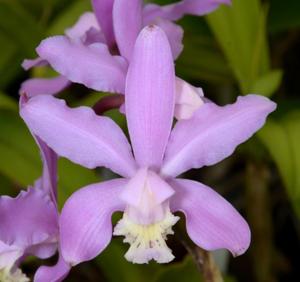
[93,94,124,115]
[194,248,223,282]
[181,238,223,282]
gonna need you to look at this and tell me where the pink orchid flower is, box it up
[0,102,58,281]
[21,0,230,120]
[21,25,275,282]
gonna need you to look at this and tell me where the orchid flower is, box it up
[0,100,59,281]
[21,25,276,282]
[21,0,229,119]
[20,12,104,98]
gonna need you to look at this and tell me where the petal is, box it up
[170,179,250,256]
[91,0,115,46]
[19,76,70,97]
[126,25,175,170]
[27,242,57,259]
[113,0,142,61]
[22,57,47,70]
[34,255,70,282]
[65,12,100,41]
[174,77,204,120]
[36,36,127,94]
[0,188,58,249]
[154,19,183,60]
[0,242,23,269]
[60,179,126,265]
[143,0,231,23]
[36,137,58,203]
[20,95,136,178]
[20,95,58,203]
[162,95,277,177]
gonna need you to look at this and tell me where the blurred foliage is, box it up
[0,0,300,281]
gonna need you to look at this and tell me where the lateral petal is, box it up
[0,188,58,251]
[19,76,70,97]
[143,0,231,23]
[162,95,276,177]
[170,179,250,256]
[36,36,127,94]
[60,179,126,265]
[20,95,137,178]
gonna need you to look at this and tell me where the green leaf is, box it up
[258,112,300,217]
[57,158,99,209]
[48,0,92,36]
[0,92,17,111]
[0,0,44,56]
[250,69,283,97]
[0,109,41,186]
[268,0,300,33]
[206,0,270,94]
[176,17,233,84]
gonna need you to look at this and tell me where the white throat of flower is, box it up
[0,267,29,282]
[113,168,179,264]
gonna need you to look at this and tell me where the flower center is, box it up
[113,168,179,264]
[0,268,29,282]
[114,210,179,264]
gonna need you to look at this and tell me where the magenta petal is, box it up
[20,95,136,178]
[0,188,58,249]
[34,255,70,282]
[153,19,183,60]
[36,137,58,203]
[60,179,126,265]
[143,0,231,23]
[19,76,70,97]
[170,179,250,256]
[36,36,127,94]
[113,0,142,61]
[126,25,175,169]
[20,95,58,203]
[162,95,277,177]
[65,12,100,41]
[91,0,115,46]
[22,57,48,70]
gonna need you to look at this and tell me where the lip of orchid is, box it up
[20,24,276,279]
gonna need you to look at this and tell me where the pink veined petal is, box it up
[65,12,100,41]
[153,19,183,60]
[35,137,58,204]
[36,36,127,94]
[34,255,70,282]
[91,0,115,46]
[161,95,277,177]
[60,179,126,265]
[20,95,58,204]
[21,57,48,70]
[170,179,251,256]
[143,0,231,24]
[0,188,58,249]
[126,25,175,170]
[19,76,71,97]
[20,95,137,178]
[113,0,142,61]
